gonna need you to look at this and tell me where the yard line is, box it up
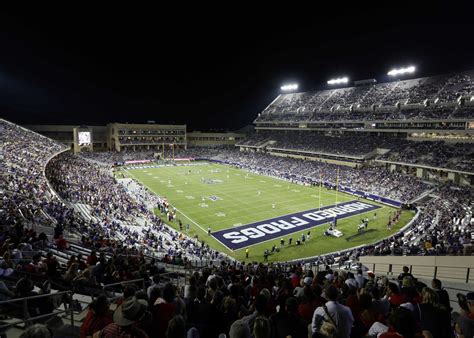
[173,207,207,234]
[126,168,208,234]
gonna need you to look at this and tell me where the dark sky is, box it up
[0,5,473,131]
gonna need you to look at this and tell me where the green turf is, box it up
[124,162,415,262]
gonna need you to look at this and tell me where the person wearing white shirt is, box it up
[147,274,161,298]
[355,269,366,288]
[312,285,354,338]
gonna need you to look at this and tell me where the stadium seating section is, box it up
[256,70,474,123]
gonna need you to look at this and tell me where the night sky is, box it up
[0,5,473,131]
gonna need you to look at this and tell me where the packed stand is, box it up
[0,119,73,233]
[324,184,471,261]
[379,184,473,256]
[240,131,410,157]
[80,145,430,206]
[80,150,156,165]
[379,141,474,172]
[206,150,429,203]
[73,261,474,338]
[256,70,474,123]
[45,152,228,265]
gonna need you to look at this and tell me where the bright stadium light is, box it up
[281,83,298,91]
[327,77,349,85]
[387,66,416,77]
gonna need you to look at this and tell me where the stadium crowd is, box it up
[80,150,156,165]
[317,184,473,259]
[256,105,474,123]
[1,118,473,337]
[76,263,474,337]
[238,132,408,157]
[45,153,226,264]
[258,71,474,123]
[379,141,473,172]
[192,149,431,203]
[238,131,472,172]
[0,119,226,272]
[0,120,72,233]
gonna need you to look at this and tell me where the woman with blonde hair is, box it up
[65,262,80,283]
[253,316,270,338]
[416,287,451,338]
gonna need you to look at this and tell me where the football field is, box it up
[124,162,414,262]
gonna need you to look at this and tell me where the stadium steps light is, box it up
[280,83,299,92]
[327,77,349,86]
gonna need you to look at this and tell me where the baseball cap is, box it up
[303,276,313,285]
[367,271,375,279]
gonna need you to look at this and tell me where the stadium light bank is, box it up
[387,66,416,77]
[327,77,349,85]
[281,83,299,92]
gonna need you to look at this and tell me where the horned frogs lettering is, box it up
[212,201,381,250]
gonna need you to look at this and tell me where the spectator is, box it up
[19,324,52,338]
[80,295,113,338]
[98,296,149,338]
[241,294,268,332]
[253,316,270,338]
[431,278,450,311]
[379,307,418,338]
[165,315,186,338]
[270,297,306,338]
[415,287,451,338]
[397,266,414,283]
[453,292,474,338]
[311,285,354,337]
[229,319,251,338]
[152,283,178,338]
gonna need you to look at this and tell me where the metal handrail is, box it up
[0,290,74,331]
[0,291,71,304]
[361,261,472,284]
[101,278,146,291]
[101,278,146,302]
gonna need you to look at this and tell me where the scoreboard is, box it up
[73,127,93,153]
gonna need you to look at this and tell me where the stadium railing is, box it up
[102,278,146,302]
[359,256,474,284]
[0,290,74,332]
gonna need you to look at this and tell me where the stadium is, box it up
[1,10,473,338]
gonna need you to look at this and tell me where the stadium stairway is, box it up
[70,203,101,223]
[409,186,437,204]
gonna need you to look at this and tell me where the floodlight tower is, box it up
[327,77,349,87]
[280,83,299,92]
[387,66,416,80]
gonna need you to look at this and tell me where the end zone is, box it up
[212,200,381,250]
